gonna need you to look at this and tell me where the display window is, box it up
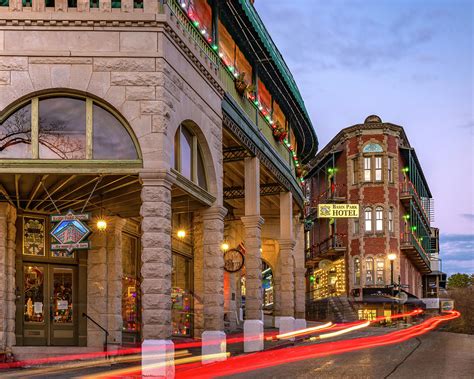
[122,233,141,334]
[172,253,193,337]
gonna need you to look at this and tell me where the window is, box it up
[358,309,377,321]
[364,207,372,232]
[365,257,374,284]
[375,207,383,232]
[1,95,139,160]
[174,125,208,190]
[388,157,393,183]
[352,158,358,184]
[375,156,382,181]
[376,258,385,284]
[388,208,394,233]
[364,157,371,181]
[354,257,361,285]
[354,219,359,235]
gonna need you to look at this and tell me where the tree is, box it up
[447,273,472,289]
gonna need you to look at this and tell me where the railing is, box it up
[306,234,346,261]
[400,232,430,268]
[83,312,109,357]
[166,0,219,68]
[315,184,347,204]
[400,181,430,223]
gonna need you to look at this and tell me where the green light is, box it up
[192,20,199,27]
[211,44,218,51]
[411,226,417,231]
[228,66,234,72]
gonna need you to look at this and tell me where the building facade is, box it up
[305,115,439,321]
[0,0,317,356]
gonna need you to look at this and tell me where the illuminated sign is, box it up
[50,210,91,252]
[318,204,359,218]
[440,300,454,312]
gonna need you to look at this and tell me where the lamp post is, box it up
[388,253,397,319]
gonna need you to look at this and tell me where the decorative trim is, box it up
[172,169,216,207]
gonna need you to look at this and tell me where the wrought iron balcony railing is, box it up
[400,231,431,272]
[400,181,431,224]
[306,233,347,262]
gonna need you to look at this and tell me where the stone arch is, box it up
[0,89,143,162]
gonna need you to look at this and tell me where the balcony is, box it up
[306,233,347,266]
[314,184,346,205]
[400,232,431,273]
[400,181,431,224]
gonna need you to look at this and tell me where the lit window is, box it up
[364,157,371,181]
[365,208,372,232]
[375,207,383,232]
[388,208,394,233]
[358,309,377,321]
[365,257,374,284]
[375,157,382,181]
[376,258,385,284]
[352,158,358,185]
[354,257,361,285]
[388,157,393,183]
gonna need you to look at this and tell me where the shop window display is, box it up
[122,233,140,334]
[52,268,73,324]
[172,254,192,337]
[24,266,45,323]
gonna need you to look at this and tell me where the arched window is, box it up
[173,124,208,190]
[364,207,372,232]
[363,143,383,153]
[0,95,139,160]
[375,207,384,232]
[376,257,385,284]
[365,257,374,284]
[354,257,361,285]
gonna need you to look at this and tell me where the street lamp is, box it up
[388,253,397,319]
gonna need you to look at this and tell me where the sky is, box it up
[255,0,473,275]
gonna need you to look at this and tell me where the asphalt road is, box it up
[231,332,474,379]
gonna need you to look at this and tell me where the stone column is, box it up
[202,205,227,331]
[193,212,205,337]
[140,172,174,340]
[106,218,126,345]
[0,204,16,351]
[242,157,263,321]
[88,226,108,347]
[279,192,295,317]
[293,219,306,319]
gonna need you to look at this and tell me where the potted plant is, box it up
[234,72,248,96]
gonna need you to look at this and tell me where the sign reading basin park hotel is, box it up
[318,204,359,218]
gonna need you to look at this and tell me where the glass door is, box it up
[50,266,76,346]
[22,264,77,346]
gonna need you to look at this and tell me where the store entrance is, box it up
[23,264,77,346]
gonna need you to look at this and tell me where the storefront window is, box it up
[172,254,192,337]
[24,266,45,323]
[23,216,46,256]
[122,233,140,333]
[262,261,273,309]
[358,309,377,321]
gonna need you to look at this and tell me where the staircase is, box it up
[328,296,358,322]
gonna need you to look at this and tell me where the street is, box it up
[231,332,474,379]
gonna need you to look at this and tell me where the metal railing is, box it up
[306,234,346,261]
[400,181,431,223]
[315,184,347,203]
[400,232,430,267]
[83,312,109,357]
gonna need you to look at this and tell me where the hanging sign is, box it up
[50,210,91,252]
[318,204,359,218]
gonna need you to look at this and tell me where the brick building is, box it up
[304,115,441,321]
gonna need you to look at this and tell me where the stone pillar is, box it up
[293,219,306,319]
[106,218,126,345]
[0,204,16,351]
[242,157,263,321]
[241,215,264,320]
[88,226,108,347]
[140,172,174,340]
[202,205,227,331]
[193,212,205,337]
[279,192,295,317]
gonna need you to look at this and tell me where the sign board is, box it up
[421,298,440,309]
[318,204,359,218]
[50,210,91,252]
[440,300,454,312]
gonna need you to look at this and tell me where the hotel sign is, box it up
[318,204,359,218]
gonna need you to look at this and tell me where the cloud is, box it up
[439,234,473,275]
[461,213,474,220]
[457,120,474,130]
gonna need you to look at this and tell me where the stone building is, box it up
[305,115,439,321]
[0,0,317,357]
